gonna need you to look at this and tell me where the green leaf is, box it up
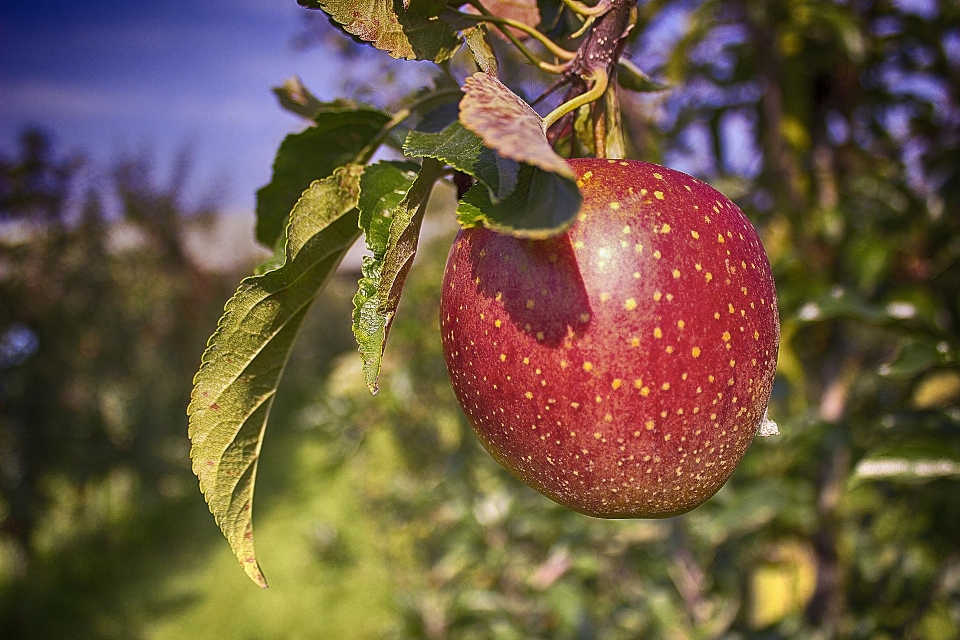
[404,106,519,202]
[188,164,365,587]
[459,72,575,180]
[456,163,582,238]
[851,444,960,486]
[353,159,442,392]
[405,0,447,18]
[616,59,669,93]
[255,106,389,247]
[311,0,463,62]
[878,338,951,380]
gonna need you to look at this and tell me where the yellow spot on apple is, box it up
[692,347,701,358]
[706,272,713,282]
[672,269,681,279]
[653,250,662,259]
[500,354,506,362]
[624,298,637,310]
[646,421,655,430]
[722,331,731,342]
[583,362,593,372]
[560,360,568,369]
[600,292,611,302]
[662,382,671,390]
[717,234,725,243]
[610,202,621,210]
[654,327,663,339]
[640,386,650,396]
[691,230,700,239]
[494,319,502,328]
[654,173,663,179]
[653,291,662,302]
[655,191,665,200]
[525,392,533,399]
[678,320,685,329]
[622,225,630,234]
[661,223,672,233]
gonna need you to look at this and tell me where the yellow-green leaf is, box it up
[188,164,364,587]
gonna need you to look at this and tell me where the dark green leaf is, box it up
[188,164,365,587]
[353,159,442,392]
[406,0,447,18]
[255,106,389,247]
[313,0,463,62]
[404,109,520,202]
[456,164,582,238]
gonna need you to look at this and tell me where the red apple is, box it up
[440,159,779,518]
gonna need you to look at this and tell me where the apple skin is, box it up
[440,159,779,518]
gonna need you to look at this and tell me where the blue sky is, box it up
[0,0,358,211]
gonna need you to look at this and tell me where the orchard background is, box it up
[2,0,960,638]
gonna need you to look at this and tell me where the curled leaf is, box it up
[353,160,442,392]
[459,73,574,179]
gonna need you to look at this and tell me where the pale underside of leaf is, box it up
[189,164,365,588]
[459,73,574,179]
[317,0,462,61]
[464,26,498,74]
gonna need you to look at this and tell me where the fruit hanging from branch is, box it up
[441,159,779,517]
[188,0,781,586]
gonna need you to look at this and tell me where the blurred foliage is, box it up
[3,0,960,638]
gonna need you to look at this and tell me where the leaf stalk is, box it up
[542,68,609,129]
